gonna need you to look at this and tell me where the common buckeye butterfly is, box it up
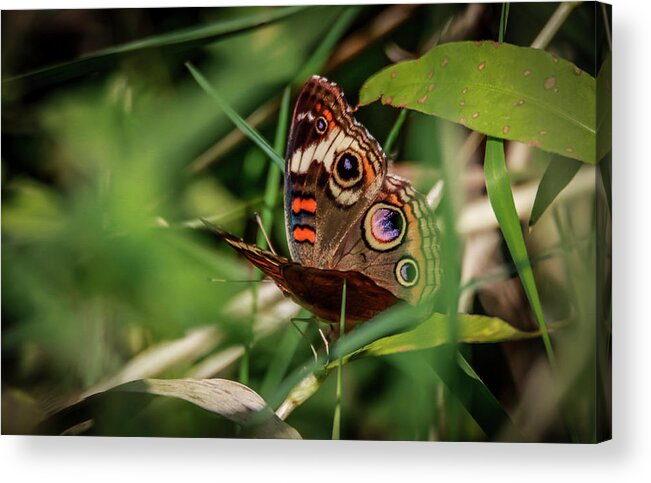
[208,76,440,330]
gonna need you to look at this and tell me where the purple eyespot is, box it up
[362,202,407,251]
[371,207,403,243]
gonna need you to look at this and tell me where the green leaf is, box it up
[359,41,597,164]
[329,312,554,367]
[3,6,309,92]
[186,62,285,171]
[530,155,582,226]
[484,137,555,365]
[278,306,551,437]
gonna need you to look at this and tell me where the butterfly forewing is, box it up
[284,76,387,269]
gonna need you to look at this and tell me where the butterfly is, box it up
[207,76,440,331]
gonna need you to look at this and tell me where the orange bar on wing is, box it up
[292,196,317,214]
[300,197,317,214]
[293,226,316,243]
[292,197,301,214]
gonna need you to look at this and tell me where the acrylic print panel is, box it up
[1,2,611,442]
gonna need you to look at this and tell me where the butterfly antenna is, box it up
[254,212,277,255]
[209,278,271,283]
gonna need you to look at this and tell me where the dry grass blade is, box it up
[116,378,302,439]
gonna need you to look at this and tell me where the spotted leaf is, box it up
[359,41,598,164]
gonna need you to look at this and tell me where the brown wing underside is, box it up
[204,222,400,327]
[282,265,400,330]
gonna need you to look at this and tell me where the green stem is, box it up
[256,86,291,250]
[499,2,510,42]
[331,279,347,440]
[383,109,408,154]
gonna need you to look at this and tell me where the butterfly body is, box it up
[211,76,440,327]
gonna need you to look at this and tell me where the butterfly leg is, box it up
[290,316,319,362]
[317,328,330,360]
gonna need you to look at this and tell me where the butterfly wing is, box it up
[331,174,441,305]
[204,223,400,327]
[205,223,292,294]
[284,76,387,268]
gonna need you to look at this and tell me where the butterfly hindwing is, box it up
[331,174,441,304]
[284,76,387,268]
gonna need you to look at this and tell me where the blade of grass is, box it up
[248,86,292,390]
[4,6,310,92]
[484,137,555,366]
[331,279,347,440]
[293,6,362,84]
[383,109,408,154]
[260,321,303,400]
[191,5,419,174]
[272,303,430,417]
[453,352,519,439]
[186,62,285,172]
[256,86,291,249]
[529,155,581,227]
[244,86,292,386]
[190,6,360,174]
[499,3,510,42]
[485,4,554,366]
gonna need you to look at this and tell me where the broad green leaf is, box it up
[329,312,554,367]
[3,6,309,92]
[530,156,582,226]
[359,41,597,164]
[484,137,555,364]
